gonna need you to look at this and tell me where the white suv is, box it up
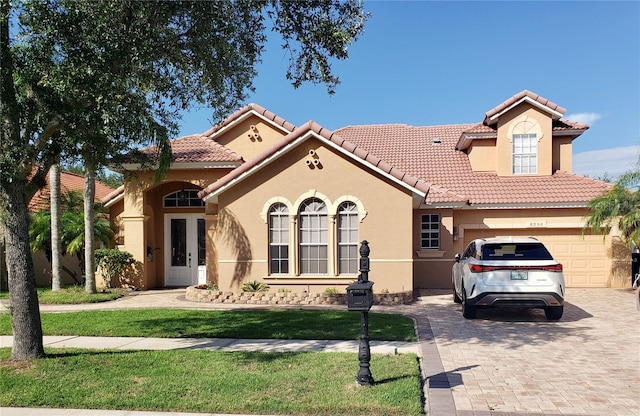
[452,237,565,320]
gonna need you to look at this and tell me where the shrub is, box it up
[95,248,135,289]
[324,287,338,294]
[241,280,270,292]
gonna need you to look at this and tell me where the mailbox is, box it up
[346,280,374,311]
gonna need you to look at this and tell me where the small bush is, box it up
[95,248,135,289]
[241,280,270,292]
[324,287,338,294]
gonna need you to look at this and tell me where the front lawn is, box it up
[0,286,125,303]
[0,348,423,415]
[0,309,416,341]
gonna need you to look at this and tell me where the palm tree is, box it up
[50,164,62,291]
[584,153,640,248]
[29,190,114,286]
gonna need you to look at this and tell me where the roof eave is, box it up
[552,129,588,138]
[201,127,430,204]
[204,107,295,139]
[467,202,590,209]
[484,96,565,126]
[119,161,241,171]
[455,132,497,151]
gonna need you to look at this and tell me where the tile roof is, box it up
[484,90,566,126]
[139,134,242,164]
[136,103,296,166]
[335,123,611,206]
[101,185,124,206]
[29,170,115,212]
[201,103,296,137]
[198,121,434,201]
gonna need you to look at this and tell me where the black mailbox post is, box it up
[347,280,374,311]
[346,240,374,386]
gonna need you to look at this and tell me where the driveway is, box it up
[413,288,640,416]
[2,287,638,415]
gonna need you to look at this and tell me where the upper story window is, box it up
[268,203,289,274]
[337,201,359,274]
[299,198,328,274]
[421,214,440,249]
[164,189,205,208]
[512,133,538,174]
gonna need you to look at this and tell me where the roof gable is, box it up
[483,90,566,126]
[198,121,434,204]
[201,103,296,139]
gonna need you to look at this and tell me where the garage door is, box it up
[463,229,607,287]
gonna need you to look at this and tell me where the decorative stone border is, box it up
[186,285,413,306]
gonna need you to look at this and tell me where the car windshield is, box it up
[481,243,553,260]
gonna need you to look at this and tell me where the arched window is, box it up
[510,118,541,175]
[269,203,289,274]
[512,133,537,174]
[337,201,358,274]
[299,198,328,274]
[163,189,204,207]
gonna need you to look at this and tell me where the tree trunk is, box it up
[84,169,96,294]
[50,164,62,291]
[2,182,46,360]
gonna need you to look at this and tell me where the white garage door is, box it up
[463,229,607,287]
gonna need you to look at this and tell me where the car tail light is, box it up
[469,264,563,273]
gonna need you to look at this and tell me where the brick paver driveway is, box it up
[417,288,639,416]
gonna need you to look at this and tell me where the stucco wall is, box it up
[214,118,291,162]
[496,104,554,176]
[116,169,228,289]
[211,137,415,294]
[467,138,497,172]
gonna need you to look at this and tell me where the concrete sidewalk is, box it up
[0,335,418,355]
[1,409,266,416]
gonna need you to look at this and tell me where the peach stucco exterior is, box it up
[104,91,628,295]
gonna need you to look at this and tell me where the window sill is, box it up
[264,275,357,283]
[416,250,445,258]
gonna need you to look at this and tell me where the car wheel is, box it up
[461,286,476,319]
[545,305,563,320]
[453,282,462,304]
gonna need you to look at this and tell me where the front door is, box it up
[164,214,206,286]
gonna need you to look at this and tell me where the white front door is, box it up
[164,214,206,286]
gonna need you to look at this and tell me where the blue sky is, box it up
[178,1,640,180]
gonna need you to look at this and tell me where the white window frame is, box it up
[512,133,538,174]
[298,198,328,274]
[268,203,289,275]
[163,189,205,208]
[337,201,359,275]
[421,214,440,250]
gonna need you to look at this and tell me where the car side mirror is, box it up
[454,253,461,262]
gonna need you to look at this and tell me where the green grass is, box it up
[0,286,125,303]
[0,348,423,415]
[0,309,416,341]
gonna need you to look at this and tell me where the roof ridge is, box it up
[338,122,481,130]
[201,103,296,138]
[484,90,566,126]
[198,120,434,201]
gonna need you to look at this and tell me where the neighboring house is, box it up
[0,170,115,289]
[103,90,623,295]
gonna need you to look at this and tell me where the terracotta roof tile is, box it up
[139,134,242,164]
[202,103,296,137]
[484,90,566,125]
[335,124,610,206]
[29,170,115,212]
[199,121,433,200]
